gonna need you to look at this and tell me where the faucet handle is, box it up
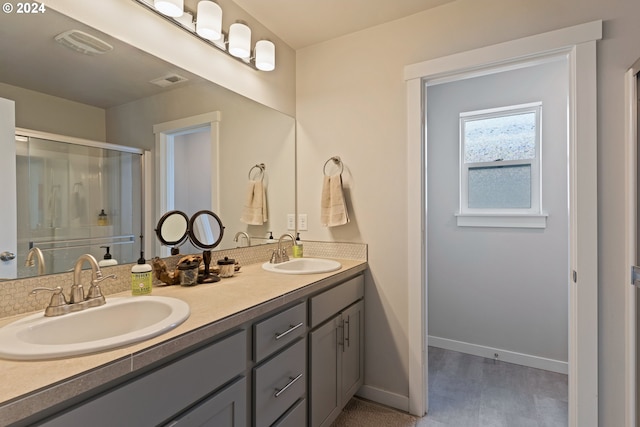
[87,274,116,300]
[30,286,67,307]
[94,274,117,284]
[269,249,278,264]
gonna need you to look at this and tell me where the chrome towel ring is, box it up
[248,163,266,181]
[323,156,343,176]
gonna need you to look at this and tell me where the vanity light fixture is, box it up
[196,1,222,41]
[154,0,183,17]
[134,0,275,71]
[255,40,275,71]
[228,22,251,59]
[174,11,195,31]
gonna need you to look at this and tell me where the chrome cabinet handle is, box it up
[344,315,351,348]
[274,373,303,398]
[275,322,304,340]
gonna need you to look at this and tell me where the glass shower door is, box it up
[16,134,142,277]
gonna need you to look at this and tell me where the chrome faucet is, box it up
[30,253,116,317]
[233,231,251,247]
[25,246,46,276]
[271,233,295,264]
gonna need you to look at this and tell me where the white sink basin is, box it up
[0,296,190,360]
[262,258,342,275]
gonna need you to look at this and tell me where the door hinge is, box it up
[631,265,640,287]
[572,270,577,283]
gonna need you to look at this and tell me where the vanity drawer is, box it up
[254,301,306,362]
[309,274,364,327]
[273,398,306,427]
[254,338,306,427]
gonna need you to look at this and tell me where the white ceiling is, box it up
[232,0,457,49]
[0,8,207,109]
[0,1,457,109]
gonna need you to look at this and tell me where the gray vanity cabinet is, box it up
[40,330,247,427]
[167,376,246,427]
[309,275,364,427]
[253,301,307,427]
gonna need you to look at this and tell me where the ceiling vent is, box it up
[54,30,113,55]
[150,74,189,87]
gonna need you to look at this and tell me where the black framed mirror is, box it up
[155,210,189,255]
[189,210,224,284]
[188,210,225,249]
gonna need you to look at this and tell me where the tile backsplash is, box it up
[0,241,367,319]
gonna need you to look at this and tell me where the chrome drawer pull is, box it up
[274,373,303,398]
[274,322,304,340]
[344,315,351,347]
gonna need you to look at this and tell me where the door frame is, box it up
[405,21,601,426]
[0,97,16,279]
[623,58,640,427]
[149,112,221,257]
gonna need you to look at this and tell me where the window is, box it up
[456,102,547,228]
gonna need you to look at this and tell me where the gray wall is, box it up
[427,59,569,363]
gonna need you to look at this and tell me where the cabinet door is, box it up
[341,300,364,402]
[166,376,246,427]
[309,315,341,427]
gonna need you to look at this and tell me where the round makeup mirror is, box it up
[189,210,224,284]
[155,210,189,255]
[188,210,224,249]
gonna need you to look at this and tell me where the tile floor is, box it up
[418,347,568,426]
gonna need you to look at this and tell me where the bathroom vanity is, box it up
[0,259,366,426]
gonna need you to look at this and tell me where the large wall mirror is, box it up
[0,7,295,279]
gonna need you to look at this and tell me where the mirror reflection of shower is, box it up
[15,131,144,277]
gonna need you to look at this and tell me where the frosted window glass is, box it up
[468,165,531,209]
[464,112,536,163]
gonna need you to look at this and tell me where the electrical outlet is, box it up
[287,214,295,230]
[298,214,308,231]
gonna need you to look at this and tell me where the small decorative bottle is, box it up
[97,209,108,226]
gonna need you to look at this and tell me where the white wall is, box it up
[427,60,568,366]
[0,82,105,140]
[296,0,640,423]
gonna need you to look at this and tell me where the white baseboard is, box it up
[428,335,568,374]
[356,385,409,412]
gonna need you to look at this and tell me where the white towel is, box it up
[241,180,267,225]
[320,174,349,227]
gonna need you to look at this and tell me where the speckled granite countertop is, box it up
[0,259,367,425]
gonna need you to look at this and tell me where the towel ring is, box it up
[323,156,343,176]
[248,163,266,181]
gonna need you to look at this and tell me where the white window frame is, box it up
[456,102,547,228]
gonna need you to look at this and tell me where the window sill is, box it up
[455,212,548,228]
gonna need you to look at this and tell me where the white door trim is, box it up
[623,59,640,427]
[405,21,601,425]
[150,112,221,257]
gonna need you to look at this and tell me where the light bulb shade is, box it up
[154,0,183,17]
[196,1,222,41]
[255,40,275,71]
[229,23,251,59]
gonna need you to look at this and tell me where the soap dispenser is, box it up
[293,233,304,258]
[98,245,118,267]
[131,252,152,296]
